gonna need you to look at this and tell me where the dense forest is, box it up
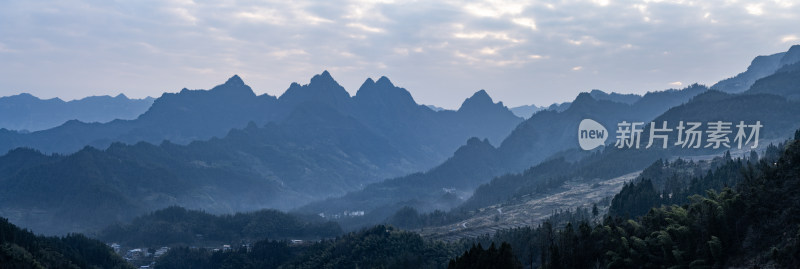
[1,17,800,268]
[9,129,794,269]
[152,205,597,268]
[99,206,342,248]
[448,242,522,269]
[154,130,800,268]
[608,144,784,218]
[5,52,800,268]
[155,225,460,269]
[406,88,800,235]
[0,217,131,269]
[462,130,800,268]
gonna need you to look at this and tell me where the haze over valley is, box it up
[2,1,800,268]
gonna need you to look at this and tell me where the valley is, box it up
[1,39,799,268]
[419,171,640,242]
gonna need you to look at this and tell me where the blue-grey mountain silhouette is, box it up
[0,93,153,131]
[0,71,522,235]
[712,44,800,93]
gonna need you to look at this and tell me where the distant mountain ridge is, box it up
[298,83,710,223]
[298,45,800,227]
[5,43,799,239]
[460,89,800,213]
[498,83,708,172]
[509,104,543,118]
[0,72,520,156]
[0,77,276,155]
[0,71,523,235]
[509,89,641,119]
[744,61,800,100]
[588,89,641,104]
[712,44,800,93]
[0,93,153,132]
[425,104,446,111]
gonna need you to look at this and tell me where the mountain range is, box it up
[1,39,798,268]
[509,89,642,119]
[2,46,800,242]
[0,71,523,235]
[509,104,544,118]
[712,44,800,93]
[0,72,520,157]
[297,83,711,221]
[0,93,153,132]
[297,45,800,229]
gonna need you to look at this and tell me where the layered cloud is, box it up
[1,0,798,107]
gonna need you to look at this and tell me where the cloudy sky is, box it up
[1,0,798,108]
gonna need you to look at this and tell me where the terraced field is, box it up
[419,171,641,242]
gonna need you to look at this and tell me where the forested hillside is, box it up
[0,217,131,269]
[299,83,711,227]
[449,130,800,268]
[98,206,342,248]
[154,225,460,269]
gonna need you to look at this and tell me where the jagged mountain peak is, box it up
[224,74,245,86]
[457,90,520,121]
[572,92,595,104]
[192,75,257,97]
[279,71,351,107]
[588,89,642,104]
[140,75,261,122]
[7,93,39,100]
[354,76,416,107]
[562,92,606,113]
[711,45,799,93]
[357,76,398,92]
[363,77,376,86]
[588,89,605,95]
[375,76,394,87]
[779,44,800,66]
[452,137,497,159]
[466,136,492,147]
[287,70,347,93]
[309,70,337,86]
[458,90,494,112]
[471,89,492,101]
